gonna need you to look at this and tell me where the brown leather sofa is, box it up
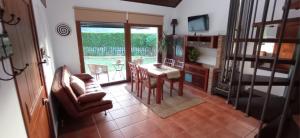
[51,65,112,118]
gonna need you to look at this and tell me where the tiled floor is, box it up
[58,83,259,138]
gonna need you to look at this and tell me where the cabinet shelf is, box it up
[186,35,219,49]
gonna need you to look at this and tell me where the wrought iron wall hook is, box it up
[1,59,16,76]
[1,59,29,78]
[0,8,21,25]
[3,14,20,25]
[0,8,25,81]
[13,63,29,72]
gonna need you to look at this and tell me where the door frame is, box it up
[76,21,129,85]
[76,21,162,85]
[127,23,163,63]
[126,23,163,81]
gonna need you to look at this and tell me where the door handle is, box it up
[38,60,47,65]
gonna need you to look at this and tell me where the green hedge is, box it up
[82,33,157,48]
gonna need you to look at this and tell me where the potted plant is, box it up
[158,33,171,61]
[188,47,200,62]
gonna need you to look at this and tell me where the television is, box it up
[188,14,209,32]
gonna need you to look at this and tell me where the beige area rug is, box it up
[125,84,205,118]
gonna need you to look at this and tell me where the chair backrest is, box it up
[88,64,108,74]
[116,59,122,64]
[163,58,175,66]
[129,62,139,80]
[174,61,185,70]
[133,58,143,65]
[138,67,150,83]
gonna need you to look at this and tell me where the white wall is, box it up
[175,0,231,35]
[0,60,27,138]
[46,0,176,73]
[31,0,58,136]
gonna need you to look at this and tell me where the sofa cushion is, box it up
[70,76,86,96]
[78,92,106,104]
[74,73,93,81]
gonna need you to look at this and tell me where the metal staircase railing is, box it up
[217,0,300,137]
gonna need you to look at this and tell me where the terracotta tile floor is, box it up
[58,83,259,138]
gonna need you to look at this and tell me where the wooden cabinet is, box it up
[166,35,185,61]
[166,35,224,92]
[184,63,209,91]
[183,35,224,92]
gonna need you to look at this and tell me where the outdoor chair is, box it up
[112,59,124,79]
[87,64,109,82]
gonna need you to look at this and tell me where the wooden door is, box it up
[3,0,52,138]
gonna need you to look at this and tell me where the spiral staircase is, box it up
[214,0,300,137]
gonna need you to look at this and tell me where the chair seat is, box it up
[166,77,180,81]
[143,78,157,88]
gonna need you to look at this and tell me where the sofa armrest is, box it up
[74,73,94,81]
[78,92,106,104]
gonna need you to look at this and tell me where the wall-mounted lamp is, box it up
[171,19,178,35]
[0,8,28,81]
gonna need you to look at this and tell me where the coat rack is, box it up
[0,8,28,81]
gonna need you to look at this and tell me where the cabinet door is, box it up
[174,36,184,61]
[192,74,206,91]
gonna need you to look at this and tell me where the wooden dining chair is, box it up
[163,58,175,67]
[87,64,109,82]
[139,67,158,104]
[174,61,185,69]
[165,61,184,96]
[128,62,140,97]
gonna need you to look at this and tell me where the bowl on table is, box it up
[153,63,162,68]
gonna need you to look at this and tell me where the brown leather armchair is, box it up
[51,65,112,118]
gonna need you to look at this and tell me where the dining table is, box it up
[139,64,184,104]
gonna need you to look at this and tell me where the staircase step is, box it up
[231,74,290,86]
[228,55,295,65]
[230,93,285,122]
[234,38,300,43]
[290,0,300,10]
[257,115,300,138]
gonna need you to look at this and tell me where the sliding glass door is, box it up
[77,22,162,85]
[130,26,159,65]
[80,22,127,84]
